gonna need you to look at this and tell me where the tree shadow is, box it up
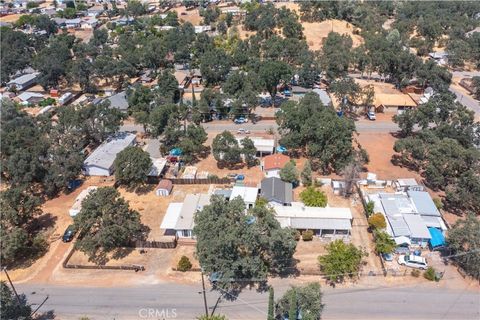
[29,213,58,232]
[134,183,155,195]
[36,310,56,320]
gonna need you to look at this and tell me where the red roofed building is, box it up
[261,154,290,178]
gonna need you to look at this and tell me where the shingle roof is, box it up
[260,177,293,204]
[263,154,290,171]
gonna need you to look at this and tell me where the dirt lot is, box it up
[118,184,211,240]
[0,14,23,23]
[303,19,364,51]
[173,6,203,26]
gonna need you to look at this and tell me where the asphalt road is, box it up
[18,282,480,320]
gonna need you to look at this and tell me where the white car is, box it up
[398,254,428,270]
[237,128,250,134]
[367,111,376,120]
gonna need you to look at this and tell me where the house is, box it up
[148,158,167,177]
[230,186,258,210]
[312,88,332,106]
[80,17,98,29]
[83,133,136,176]
[155,179,173,196]
[260,177,293,206]
[365,191,447,247]
[373,93,417,114]
[59,92,74,105]
[117,16,135,26]
[429,51,448,65]
[16,92,44,105]
[160,193,210,240]
[236,137,275,157]
[194,25,211,33]
[106,91,128,112]
[261,154,290,178]
[69,186,98,216]
[143,139,162,158]
[7,72,40,91]
[274,203,353,237]
[65,18,81,29]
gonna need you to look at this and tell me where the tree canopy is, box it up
[194,195,296,293]
[114,146,152,188]
[275,282,324,320]
[318,240,366,282]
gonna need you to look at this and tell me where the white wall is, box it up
[265,169,280,178]
[83,165,112,176]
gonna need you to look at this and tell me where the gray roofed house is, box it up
[107,91,129,112]
[7,72,40,91]
[388,215,411,237]
[378,193,416,216]
[83,132,136,176]
[403,214,431,240]
[312,88,332,106]
[174,193,210,239]
[407,190,441,217]
[16,92,44,104]
[260,177,293,206]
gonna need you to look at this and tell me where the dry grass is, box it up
[0,14,23,23]
[173,6,203,26]
[303,19,364,51]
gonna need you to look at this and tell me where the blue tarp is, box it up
[276,146,287,153]
[169,148,182,156]
[428,227,445,248]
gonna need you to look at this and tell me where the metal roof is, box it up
[274,203,352,220]
[148,158,167,177]
[160,203,183,229]
[230,186,258,204]
[7,72,39,85]
[107,91,128,111]
[387,215,411,237]
[174,194,210,230]
[312,88,332,106]
[260,177,293,204]
[290,218,351,230]
[379,193,416,216]
[403,214,431,239]
[83,133,136,170]
[407,191,441,217]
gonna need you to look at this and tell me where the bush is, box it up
[423,267,436,281]
[433,198,443,210]
[302,230,314,241]
[368,213,387,230]
[300,186,328,207]
[365,201,375,216]
[411,269,421,277]
[294,230,301,241]
[177,255,192,272]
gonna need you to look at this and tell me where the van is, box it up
[398,254,428,270]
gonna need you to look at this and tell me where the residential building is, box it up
[260,177,293,206]
[236,136,275,157]
[106,91,128,112]
[6,72,40,91]
[160,194,211,240]
[312,88,332,106]
[274,203,353,237]
[148,158,167,177]
[373,93,417,114]
[65,18,81,29]
[83,133,136,176]
[16,92,44,105]
[261,153,290,178]
[230,186,258,210]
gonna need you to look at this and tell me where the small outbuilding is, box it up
[156,179,173,196]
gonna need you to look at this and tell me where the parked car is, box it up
[398,254,428,270]
[62,225,75,242]
[234,117,246,124]
[227,173,238,179]
[166,155,179,163]
[236,174,245,181]
[367,111,376,120]
[237,128,250,134]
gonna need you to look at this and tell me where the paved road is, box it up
[18,282,479,320]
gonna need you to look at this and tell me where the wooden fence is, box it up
[62,247,145,271]
[169,177,233,185]
[135,239,177,249]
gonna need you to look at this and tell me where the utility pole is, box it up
[201,271,209,317]
[2,267,21,306]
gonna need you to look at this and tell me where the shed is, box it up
[156,179,173,196]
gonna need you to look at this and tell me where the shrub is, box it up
[368,213,387,230]
[300,186,328,207]
[302,230,314,241]
[294,230,301,241]
[411,269,421,277]
[433,198,443,210]
[423,267,436,281]
[365,201,375,216]
[177,255,192,272]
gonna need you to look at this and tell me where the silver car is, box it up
[398,254,428,270]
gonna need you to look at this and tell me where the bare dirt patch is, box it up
[0,14,23,23]
[173,6,203,26]
[303,19,364,51]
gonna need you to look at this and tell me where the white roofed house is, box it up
[274,203,353,238]
[69,186,98,217]
[160,194,210,242]
[236,136,275,157]
[83,133,136,176]
[230,186,259,210]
